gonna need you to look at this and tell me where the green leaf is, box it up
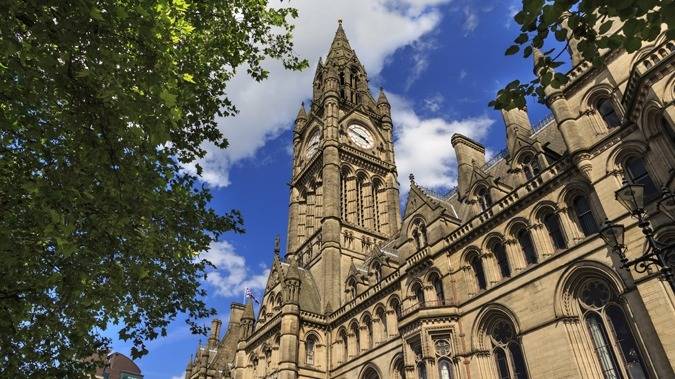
[598,20,613,35]
[506,45,520,55]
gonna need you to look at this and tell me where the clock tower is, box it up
[287,20,401,311]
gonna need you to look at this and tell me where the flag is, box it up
[245,287,260,304]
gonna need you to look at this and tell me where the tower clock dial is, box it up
[305,131,321,158]
[347,124,374,149]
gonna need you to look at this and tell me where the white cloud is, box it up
[462,6,479,35]
[422,93,444,113]
[505,3,519,29]
[194,0,451,187]
[458,69,467,81]
[405,37,438,91]
[171,375,184,379]
[202,241,270,298]
[389,93,494,194]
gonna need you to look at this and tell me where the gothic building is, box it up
[184,20,675,379]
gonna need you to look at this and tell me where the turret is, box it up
[207,318,222,349]
[239,297,255,341]
[294,102,307,128]
[377,87,391,119]
[501,107,533,158]
[278,258,301,379]
[561,12,582,66]
[535,48,592,179]
[451,133,486,199]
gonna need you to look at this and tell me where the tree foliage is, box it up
[491,0,674,110]
[0,0,307,376]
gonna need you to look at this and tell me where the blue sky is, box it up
[108,1,567,378]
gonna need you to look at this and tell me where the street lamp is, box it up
[603,179,675,292]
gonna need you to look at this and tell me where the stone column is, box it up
[505,238,525,272]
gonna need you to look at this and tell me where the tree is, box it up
[491,0,675,110]
[0,0,307,376]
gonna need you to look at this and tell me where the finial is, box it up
[409,173,415,183]
[273,235,280,256]
[338,19,342,26]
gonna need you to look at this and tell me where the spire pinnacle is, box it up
[377,87,389,105]
[273,234,281,256]
[295,102,307,121]
[326,19,354,64]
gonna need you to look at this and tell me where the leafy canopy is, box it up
[491,0,674,110]
[0,0,307,376]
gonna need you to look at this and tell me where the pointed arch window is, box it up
[340,329,348,362]
[432,274,445,304]
[469,253,487,291]
[489,319,529,379]
[476,186,493,212]
[364,316,374,349]
[543,212,567,250]
[597,97,621,129]
[351,322,361,354]
[376,307,387,339]
[516,228,538,265]
[372,262,382,283]
[347,278,357,300]
[372,179,382,232]
[572,196,599,236]
[624,157,658,203]
[340,169,349,222]
[417,361,428,379]
[390,297,402,320]
[578,279,648,378]
[491,240,511,279]
[438,359,453,379]
[394,358,405,379]
[520,154,541,180]
[412,282,425,305]
[411,218,428,250]
[356,174,365,227]
[306,335,316,366]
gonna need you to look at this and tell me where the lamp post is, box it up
[600,180,675,293]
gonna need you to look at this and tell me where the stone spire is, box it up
[561,12,582,66]
[326,19,354,65]
[295,102,307,124]
[377,87,390,105]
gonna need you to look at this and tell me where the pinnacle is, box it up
[326,19,354,64]
[295,102,307,121]
[377,87,389,105]
[242,296,254,319]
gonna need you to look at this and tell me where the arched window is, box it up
[597,97,621,128]
[624,157,658,203]
[520,154,541,180]
[306,335,316,366]
[390,297,401,320]
[578,279,647,378]
[491,240,511,279]
[340,329,348,361]
[543,212,567,250]
[411,218,428,250]
[412,282,425,305]
[438,359,453,379]
[364,316,374,349]
[393,357,405,379]
[572,196,599,236]
[476,186,493,212]
[341,169,349,222]
[351,322,361,354]
[356,175,365,227]
[376,307,387,339]
[516,228,538,265]
[347,278,357,300]
[431,274,445,304]
[469,253,487,291]
[372,262,382,283]
[361,366,380,379]
[417,361,428,379]
[489,319,529,379]
[372,180,381,232]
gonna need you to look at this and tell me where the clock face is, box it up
[305,131,320,158]
[347,124,374,149]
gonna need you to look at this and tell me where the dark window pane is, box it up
[414,284,425,304]
[606,305,648,379]
[625,158,659,203]
[543,213,567,249]
[598,98,621,128]
[573,197,599,236]
[517,229,538,264]
[471,255,487,290]
[418,362,428,379]
[495,347,511,379]
[493,242,511,278]
[509,342,529,379]
[585,312,622,379]
[439,360,453,379]
[433,278,445,302]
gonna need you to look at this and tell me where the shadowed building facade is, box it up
[184,21,675,379]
